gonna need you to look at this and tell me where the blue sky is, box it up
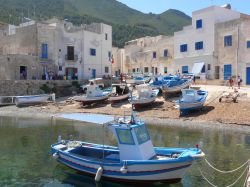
[116,0,250,16]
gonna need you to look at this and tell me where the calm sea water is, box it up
[0,116,250,187]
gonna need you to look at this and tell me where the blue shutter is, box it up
[224,36,232,47]
[196,19,202,29]
[247,41,250,48]
[164,49,168,57]
[41,43,48,59]
[182,66,188,74]
[224,64,232,80]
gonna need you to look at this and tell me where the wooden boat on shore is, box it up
[109,84,130,104]
[129,85,159,109]
[74,85,110,106]
[51,112,205,184]
[178,89,208,115]
[15,94,54,106]
[162,78,192,94]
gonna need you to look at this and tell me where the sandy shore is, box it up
[0,85,250,130]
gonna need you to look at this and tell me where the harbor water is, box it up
[0,116,250,187]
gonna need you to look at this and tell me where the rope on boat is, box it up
[204,91,224,106]
[199,165,248,187]
[204,158,249,174]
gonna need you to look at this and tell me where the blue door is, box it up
[182,66,188,74]
[224,64,232,80]
[92,69,96,78]
[246,67,250,85]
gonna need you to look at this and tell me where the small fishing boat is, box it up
[109,84,130,104]
[51,112,205,184]
[130,76,151,85]
[15,94,54,106]
[149,75,178,90]
[178,89,208,115]
[162,78,192,94]
[129,85,159,109]
[74,85,110,106]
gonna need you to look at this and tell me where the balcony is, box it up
[65,55,78,62]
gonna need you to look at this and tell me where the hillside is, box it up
[0,0,191,47]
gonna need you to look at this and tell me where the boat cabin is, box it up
[111,84,129,95]
[181,89,205,102]
[86,85,103,97]
[109,116,156,161]
[136,85,155,99]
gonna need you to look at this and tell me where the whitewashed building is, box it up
[124,35,174,76]
[0,18,112,80]
[174,5,241,79]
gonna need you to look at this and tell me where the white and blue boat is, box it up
[179,89,208,115]
[74,85,111,106]
[51,112,205,184]
[129,85,159,109]
[162,77,192,94]
[149,76,178,90]
[15,94,54,106]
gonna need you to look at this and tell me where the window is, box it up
[59,66,62,71]
[105,66,109,73]
[247,41,250,48]
[164,67,168,74]
[144,67,149,73]
[180,44,188,52]
[195,41,204,50]
[116,129,135,145]
[105,33,108,40]
[182,66,189,74]
[132,68,136,73]
[136,68,139,72]
[41,43,48,59]
[224,35,232,47]
[67,46,74,60]
[196,19,203,29]
[153,51,157,58]
[135,125,150,144]
[90,48,96,56]
[108,51,112,61]
[164,49,168,57]
[208,64,211,71]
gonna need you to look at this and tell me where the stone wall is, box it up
[0,79,116,97]
[0,80,87,97]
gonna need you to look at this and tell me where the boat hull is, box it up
[15,95,50,106]
[109,94,130,104]
[130,97,156,109]
[162,80,192,94]
[51,144,198,183]
[81,95,109,106]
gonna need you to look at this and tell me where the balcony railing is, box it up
[65,55,78,61]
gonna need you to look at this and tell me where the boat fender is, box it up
[53,152,59,159]
[95,167,103,182]
[120,166,128,174]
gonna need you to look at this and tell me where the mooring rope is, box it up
[199,165,248,187]
[242,165,249,187]
[204,158,249,174]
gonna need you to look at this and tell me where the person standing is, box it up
[229,76,234,89]
[237,75,242,89]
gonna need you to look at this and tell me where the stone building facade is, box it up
[215,15,250,84]
[0,19,112,80]
[124,35,174,76]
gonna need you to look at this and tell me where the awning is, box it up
[192,62,205,75]
[56,113,115,125]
